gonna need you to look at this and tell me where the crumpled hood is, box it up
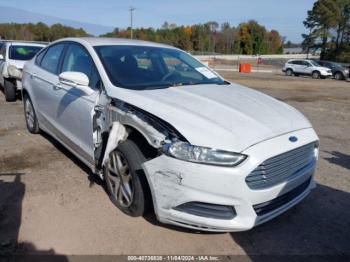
[109,83,312,152]
[8,60,26,69]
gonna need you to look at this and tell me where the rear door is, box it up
[52,42,101,164]
[292,60,305,74]
[29,43,66,128]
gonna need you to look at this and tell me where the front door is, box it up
[53,43,102,165]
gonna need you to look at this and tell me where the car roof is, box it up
[54,37,177,49]
[319,60,340,65]
[6,41,46,47]
[288,59,312,62]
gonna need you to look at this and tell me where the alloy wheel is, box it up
[25,99,35,130]
[106,151,134,207]
[312,71,320,79]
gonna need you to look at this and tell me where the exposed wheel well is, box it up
[122,125,158,214]
[124,125,159,160]
[5,77,16,85]
[99,125,159,213]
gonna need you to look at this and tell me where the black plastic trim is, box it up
[253,177,312,216]
[174,202,236,220]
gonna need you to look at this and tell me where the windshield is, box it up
[310,61,321,67]
[9,45,43,61]
[94,45,226,90]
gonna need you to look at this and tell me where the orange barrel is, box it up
[239,63,252,73]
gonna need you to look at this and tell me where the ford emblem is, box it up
[289,136,298,142]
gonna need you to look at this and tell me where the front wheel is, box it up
[312,71,320,79]
[104,139,150,217]
[4,79,16,102]
[23,95,40,134]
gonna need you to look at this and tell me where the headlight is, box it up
[163,142,247,166]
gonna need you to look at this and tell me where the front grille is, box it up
[253,177,311,216]
[246,143,316,190]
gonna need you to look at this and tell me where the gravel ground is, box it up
[0,73,349,256]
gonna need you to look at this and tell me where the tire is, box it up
[312,71,320,79]
[23,95,40,134]
[286,69,293,76]
[335,72,344,80]
[4,79,16,102]
[104,139,150,217]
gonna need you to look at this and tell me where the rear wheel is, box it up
[4,79,16,102]
[23,95,39,134]
[104,139,150,217]
[312,71,320,79]
[286,69,293,76]
[335,72,344,80]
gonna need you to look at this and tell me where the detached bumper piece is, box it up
[174,202,236,220]
[253,177,312,216]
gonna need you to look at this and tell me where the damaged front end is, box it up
[91,96,250,231]
[93,96,188,175]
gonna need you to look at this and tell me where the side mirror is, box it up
[59,71,94,95]
[0,54,4,60]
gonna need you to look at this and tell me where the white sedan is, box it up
[21,37,319,232]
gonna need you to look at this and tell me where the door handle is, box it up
[53,83,62,90]
[30,73,37,79]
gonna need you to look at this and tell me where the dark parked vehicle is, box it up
[316,60,349,80]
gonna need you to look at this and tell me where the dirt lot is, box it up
[0,73,349,256]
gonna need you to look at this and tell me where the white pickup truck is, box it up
[0,41,46,101]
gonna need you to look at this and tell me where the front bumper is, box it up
[321,72,333,77]
[143,128,318,232]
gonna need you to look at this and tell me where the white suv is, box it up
[283,59,332,79]
[0,41,45,101]
[22,38,319,232]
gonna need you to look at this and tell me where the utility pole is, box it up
[129,6,135,39]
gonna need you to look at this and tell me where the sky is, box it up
[0,0,316,42]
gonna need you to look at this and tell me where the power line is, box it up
[129,6,135,39]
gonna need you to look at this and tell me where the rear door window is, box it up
[35,48,47,65]
[40,44,65,74]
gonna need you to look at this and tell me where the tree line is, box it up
[0,20,284,55]
[101,20,284,55]
[0,22,89,42]
[303,0,350,62]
